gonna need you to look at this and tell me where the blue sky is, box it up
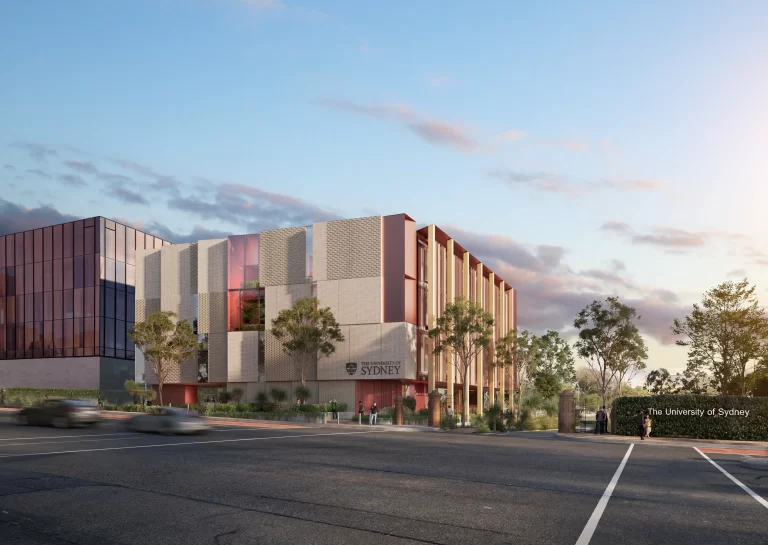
[2,0,767,377]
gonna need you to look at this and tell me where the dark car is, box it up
[18,399,102,428]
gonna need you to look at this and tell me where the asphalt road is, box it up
[0,417,766,545]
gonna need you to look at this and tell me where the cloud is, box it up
[727,268,747,278]
[0,199,78,235]
[167,182,341,231]
[26,169,52,179]
[599,222,745,251]
[115,218,234,244]
[493,169,662,196]
[444,227,689,345]
[562,139,589,152]
[109,185,149,205]
[3,164,15,171]
[59,174,87,187]
[108,158,180,196]
[10,142,57,162]
[611,259,626,271]
[64,160,99,175]
[319,99,480,153]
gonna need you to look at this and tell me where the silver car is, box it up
[126,408,211,435]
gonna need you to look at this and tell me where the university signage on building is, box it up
[345,361,402,377]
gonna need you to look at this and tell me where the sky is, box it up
[1,0,767,380]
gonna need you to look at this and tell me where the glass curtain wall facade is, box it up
[227,234,264,332]
[0,217,168,361]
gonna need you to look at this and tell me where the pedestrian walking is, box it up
[644,414,652,438]
[635,410,645,440]
[595,407,606,435]
[358,400,364,425]
[447,405,453,417]
[370,403,378,425]
[329,399,338,423]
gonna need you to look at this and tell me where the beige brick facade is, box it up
[312,221,328,281]
[207,332,228,383]
[318,380,356,408]
[227,331,261,383]
[259,227,307,286]
[326,216,381,280]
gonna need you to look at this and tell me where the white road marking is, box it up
[694,447,768,510]
[0,430,386,458]
[0,432,133,442]
[575,444,634,545]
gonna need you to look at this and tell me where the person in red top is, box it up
[370,403,378,425]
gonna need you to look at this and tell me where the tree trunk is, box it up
[463,367,470,426]
[157,382,163,406]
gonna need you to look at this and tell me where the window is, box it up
[0,236,4,268]
[84,254,94,287]
[43,227,52,262]
[116,319,125,350]
[74,288,83,318]
[0,268,4,298]
[53,259,62,291]
[5,267,14,297]
[74,221,83,257]
[105,226,116,260]
[54,291,62,320]
[417,240,428,329]
[116,261,125,290]
[34,229,43,262]
[228,235,246,290]
[116,290,125,321]
[63,289,74,319]
[63,222,73,258]
[43,261,52,292]
[84,226,94,255]
[44,292,52,321]
[74,255,83,289]
[63,258,73,290]
[105,287,115,318]
[74,318,83,348]
[15,233,23,266]
[84,287,95,318]
[104,318,115,348]
[24,231,33,264]
[25,264,33,294]
[34,293,43,322]
[53,225,62,260]
[126,227,135,265]
[116,224,125,262]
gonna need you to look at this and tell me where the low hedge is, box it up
[0,388,103,407]
[614,395,768,441]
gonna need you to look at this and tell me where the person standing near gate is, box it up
[358,400,364,425]
[601,405,609,434]
[635,410,645,440]
[595,406,606,435]
[370,403,378,425]
[329,399,338,423]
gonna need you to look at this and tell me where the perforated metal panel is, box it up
[326,216,381,280]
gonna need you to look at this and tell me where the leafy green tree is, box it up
[510,330,541,416]
[574,297,647,408]
[492,329,517,411]
[129,311,198,406]
[672,279,768,395]
[270,387,287,403]
[644,368,680,394]
[429,296,494,426]
[271,297,344,386]
[531,330,576,398]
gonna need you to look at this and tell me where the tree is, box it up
[492,330,517,412]
[574,297,646,408]
[271,297,344,386]
[671,279,768,395]
[295,384,311,404]
[644,368,680,394]
[613,335,648,394]
[429,296,495,426]
[129,311,198,406]
[124,379,156,406]
[510,330,541,417]
[531,330,576,399]
[231,387,244,403]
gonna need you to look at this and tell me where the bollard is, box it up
[394,395,404,425]
[558,389,575,433]
[428,390,442,428]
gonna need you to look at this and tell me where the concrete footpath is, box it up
[558,432,768,454]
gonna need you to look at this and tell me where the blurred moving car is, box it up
[126,407,210,435]
[18,399,102,428]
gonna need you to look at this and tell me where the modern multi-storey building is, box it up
[0,218,170,402]
[136,214,517,413]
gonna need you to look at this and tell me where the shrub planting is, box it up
[614,395,768,441]
[0,388,103,407]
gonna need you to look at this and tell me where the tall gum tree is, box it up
[429,296,494,426]
[129,311,198,406]
[574,297,647,408]
[271,297,344,389]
